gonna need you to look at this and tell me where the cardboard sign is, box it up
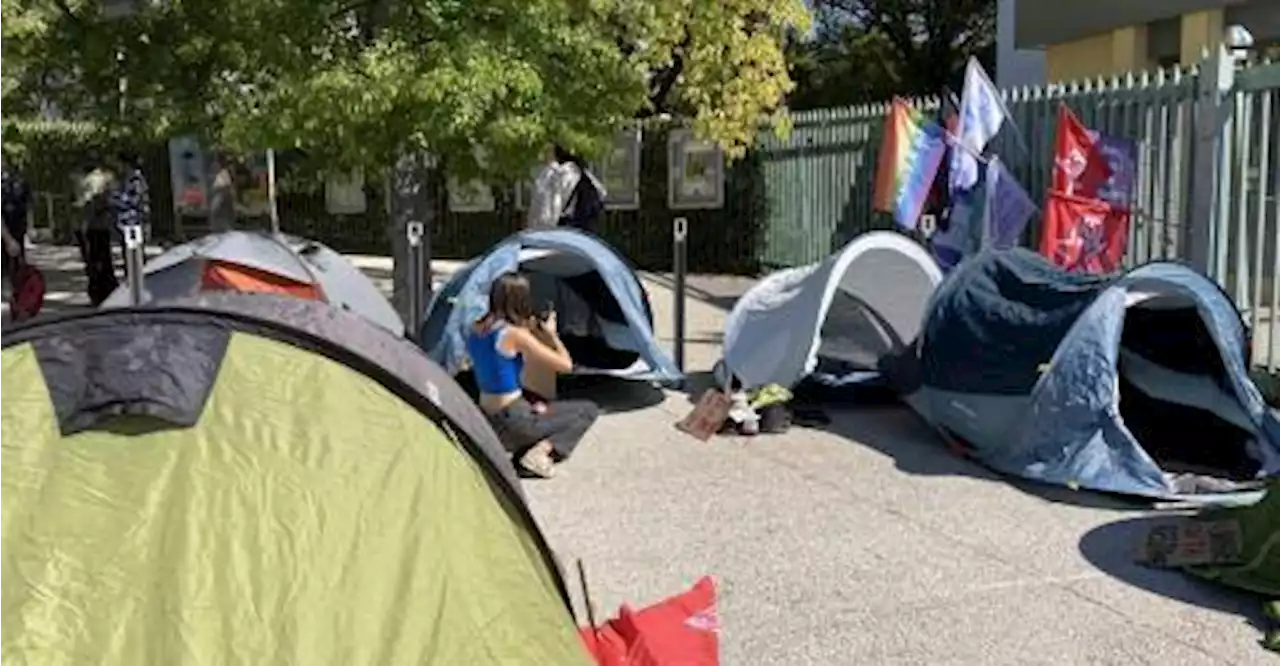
[676,390,732,441]
[1139,519,1243,568]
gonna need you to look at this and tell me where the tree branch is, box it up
[647,32,690,114]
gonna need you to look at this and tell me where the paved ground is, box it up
[4,244,1273,665]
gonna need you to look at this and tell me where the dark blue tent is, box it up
[886,249,1280,501]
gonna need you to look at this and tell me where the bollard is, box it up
[673,216,688,376]
[266,149,280,235]
[123,224,146,305]
[406,221,426,334]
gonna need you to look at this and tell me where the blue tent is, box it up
[420,229,681,383]
[885,249,1280,501]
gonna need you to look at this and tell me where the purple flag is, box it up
[1089,133,1138,212]
[982,157,1037,250]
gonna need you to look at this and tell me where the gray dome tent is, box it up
[717,231,944,390]
[102,231,405,336]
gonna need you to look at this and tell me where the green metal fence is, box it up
[750,64,1207,269]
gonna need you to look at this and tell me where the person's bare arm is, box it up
[506,316,573,374]
[2,225,18,256]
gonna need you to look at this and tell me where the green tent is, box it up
[1,294,592,665]
[1185,480,1280,596]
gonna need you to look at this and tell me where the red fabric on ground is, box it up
[580,576,719,666]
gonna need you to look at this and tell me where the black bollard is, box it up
[124,224,145,305]
[673,216,688,376]
[406,221,425,334]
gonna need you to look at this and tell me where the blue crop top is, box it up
[467,322,524,395]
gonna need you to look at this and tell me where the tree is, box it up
[4,0,811,172]
[5,0,809,311]
[789,0,994,109]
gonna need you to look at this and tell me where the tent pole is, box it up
[673,217,688,379]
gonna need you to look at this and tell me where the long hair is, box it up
[483,272,537,328]
[552,144,588,171]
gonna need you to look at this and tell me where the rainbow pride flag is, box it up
[872,98,948,230]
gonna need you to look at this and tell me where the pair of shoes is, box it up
[518,442,556,479]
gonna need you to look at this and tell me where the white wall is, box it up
[997,0,1047,88]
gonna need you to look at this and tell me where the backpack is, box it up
[563,172,605,231]
[10,256,46,322]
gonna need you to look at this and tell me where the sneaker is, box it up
[518,442,556,479]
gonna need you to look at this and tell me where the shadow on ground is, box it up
[558,375,665,414]
[643,273,748,312]
[1079,516,1269,632]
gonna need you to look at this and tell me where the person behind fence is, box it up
[467,271,600,479]
[209,151,238,232]
[111,151,151,237]
[526,144,606,232]
[75,153,119,306]
[2,154,31,284]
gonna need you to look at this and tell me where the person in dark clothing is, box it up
[466,272,599,478]
[111,151,151,233]
[551,145,606,233]
[2,156,32,282]
[75,154,119,306]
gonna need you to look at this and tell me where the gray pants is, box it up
[487,398,599,460]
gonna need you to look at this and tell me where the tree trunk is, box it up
[386,152,434,330]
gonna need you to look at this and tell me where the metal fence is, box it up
[752,53,1278,371]
[753,63,1207,266]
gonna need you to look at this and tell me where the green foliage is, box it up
[789,0,995,109]
[3,0,810,178]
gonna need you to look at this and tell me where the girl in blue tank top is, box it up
[467,272,600,478]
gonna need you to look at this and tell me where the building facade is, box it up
[999,0,1280,85]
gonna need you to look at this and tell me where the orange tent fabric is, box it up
[201,260,323,300]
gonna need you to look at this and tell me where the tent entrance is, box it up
[813,288,901,379]
[1117,298,1261,482]
[812,246,937,383]
[201,260,323,300]
[522,251,643,371]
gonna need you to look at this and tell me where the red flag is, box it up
[1052,105,1111,198]
[1040,190,1129,274]
[580,577,719,666]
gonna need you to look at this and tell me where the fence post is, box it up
[1185,46,1235,278]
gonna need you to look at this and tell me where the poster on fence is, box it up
[448,177,496,213]
[168,136,272,218]
[236,152,271,217]
[599,128,642,209]
[667,128,724,210]
[325,170,368,215]
[168,136,210,216]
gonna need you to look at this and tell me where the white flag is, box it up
[949,58,1008,194]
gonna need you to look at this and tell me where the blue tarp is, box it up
[889,249,1280,501]
[419,229,681,383]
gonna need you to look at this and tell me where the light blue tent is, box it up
[717,231,943,390]
[420,229,681,383]
[885,249,1280,501]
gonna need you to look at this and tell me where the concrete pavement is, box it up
[4,244,1271,665]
